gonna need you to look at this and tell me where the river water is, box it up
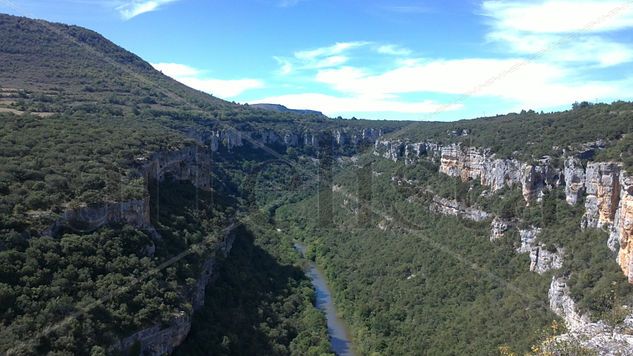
[294,243,355,356]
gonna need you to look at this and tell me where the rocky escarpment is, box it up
[547,276,633,355]
[490,217,513,241]
[112,230,237,355]
[43,144,212,237]
[376,139,633,284]
[429,195,490,222]
[565,161,633,284]
[375,140,560,204]
[517,228,564,274]
[203,127,387,152]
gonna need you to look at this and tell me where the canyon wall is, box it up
[547,276,633,354]
[375,140,560,204]
[111,230,237,355]
[375,139,633,283]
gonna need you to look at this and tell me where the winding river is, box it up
[294,243,355,356]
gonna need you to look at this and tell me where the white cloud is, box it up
[116,0,179,20]
[251,93,462,116]
[275,42,368,75]
[151,62,201,77]
[487,31,633,67]
[482,1,633,33]
[295,42,369,61]
[482,1,633,67]
[376,45,412,56]
[152,62,264,98]
[312,58,620,109]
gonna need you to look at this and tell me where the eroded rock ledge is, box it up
[547,276,633,355]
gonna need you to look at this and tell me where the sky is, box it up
[2,0,633,121]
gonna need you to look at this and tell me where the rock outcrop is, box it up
[564,157,586,205]
[490,217,512,241]
[429,195,490,222]
[375,141,560,204]
[582,162,621,229]
[547,276,633,355]
[516,227,564,274]
[610,175,633,283]
[112,229,237,355]
[376,139,633,284]
[43,144,213,237]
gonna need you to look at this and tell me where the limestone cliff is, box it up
[375,140,560,204]
[213,127,386,152]
[582,162,621,229]
[43,144,212,237]
[547,276,633,355]
[112,230,237,355]
[517,227,564,274]
[564,157,586,205]
[375,139,633,283]
[610,175,633,283]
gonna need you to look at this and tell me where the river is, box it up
[294,243,355,356]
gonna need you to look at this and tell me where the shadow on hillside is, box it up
[174,225,309,356]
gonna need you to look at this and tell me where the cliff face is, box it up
[113,231,237,355]
[209,127,386,152]
[582,162,621,229]
[376,139,633,283]
[375,141,559,204]
[547,276,633,354]
[43,144,212,237]
[564,157,586,205]
[611,175,633,283]
[517,228,564,274]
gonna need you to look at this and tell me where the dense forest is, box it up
[276,153,633,355]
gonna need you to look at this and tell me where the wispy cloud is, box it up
[252,93,462,115]
[482,0,633,33]
[313,59,619,109]
[376,44,412,56]
[116,0,180,20]
[482,0,633,67]
[275,41,369,75]
[152,62,264,98]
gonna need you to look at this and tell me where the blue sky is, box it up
[2,0,633,121]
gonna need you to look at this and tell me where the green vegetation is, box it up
[389,102,633,168]
[277,155,557,355]
[176,219,333,356]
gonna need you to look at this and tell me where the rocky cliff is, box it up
[206,127,386,152]
[42,144,212,237]
[375,140,560,204]
[547,276,633,355]
[517,228,564,274]
[375,139,633,284]
[112,230,237,355]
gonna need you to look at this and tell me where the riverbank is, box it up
[294,243,356,356]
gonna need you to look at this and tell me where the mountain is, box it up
[250,103,325,117]
[2,12,633,356]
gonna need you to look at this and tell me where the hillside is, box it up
[250,103,325,117]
